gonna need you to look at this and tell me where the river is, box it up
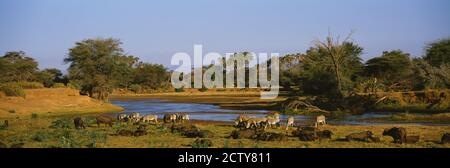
[110,98,444,126]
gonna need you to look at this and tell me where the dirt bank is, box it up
[0,88,123,118]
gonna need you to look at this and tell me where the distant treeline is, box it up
[0,38,171,100]
[0,35,449,101]
[279,36,449,97]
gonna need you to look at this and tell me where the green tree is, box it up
[279,54,302,90]
[364,50,413,90]
[133,63,169,90]
[411,58,450,90]
[0,51,38,82]
[299,35,363,96]
[424,38,450,67]
[113,55,139,89]
[64,38,128,101]
[35,68,64,87]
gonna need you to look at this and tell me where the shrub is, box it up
[87,131,107,148]
[83,116,98,126]
[56,130,81,148]
[52,83,66,88]
[67,82,81,90]
[191,138,212,148]
[199,86,208,92]
[49,119,73,129]
[175,87,185,92]
[32,132,51,142]
[129,84,142,93]
[0,83,26,97]
[223,139,230,148]
[31,113,38,119]
[14,82,44,89]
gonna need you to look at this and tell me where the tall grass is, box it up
[52,83,66,88]
[0,83,26,97]
[9,82,44,89]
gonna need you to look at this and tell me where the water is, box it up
[111,98,269,113]
[110,98,445,126]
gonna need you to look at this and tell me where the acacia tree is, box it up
[300,33,363,97]
[64,38,130,101]
[364,50,413,91]
[0,51,38,82]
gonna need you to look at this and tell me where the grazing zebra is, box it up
[286,116,295,130]
[266,113,280,128]
[129,112,141,123]
[141,115,158,123]
[315,115,326,128]
[246,117,268,129]
[117,114,128,122]
[234,115,255,127]
[169,114,177,123]
[176,113,190,123]
[181,114,190,122]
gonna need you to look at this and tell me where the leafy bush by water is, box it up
[129,84,142,93]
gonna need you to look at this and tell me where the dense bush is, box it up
[13,82,44,89]
[129,84,142,93]
[175,87,185,92]
[49,119,73,129]
[67,82,81,90]
[31,113,38,119]
[191,138,212,148]
[52,83,66,88]
[32,132,51,142]
[0,83,26,97]
[198,86,208,92]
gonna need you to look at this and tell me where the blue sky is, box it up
[1,0,449,71]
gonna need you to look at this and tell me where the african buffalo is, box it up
[73,117,86,129]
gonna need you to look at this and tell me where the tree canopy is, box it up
[364,50,413,90]
[424,38,450,67]
[0,51,38,82]
[64,38,171,101]
[298,37,363,96]
[65,38,133,101]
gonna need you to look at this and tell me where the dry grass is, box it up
[0,88,123,119]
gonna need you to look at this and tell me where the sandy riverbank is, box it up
[0,88,123,119]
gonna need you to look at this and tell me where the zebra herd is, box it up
[116,112,190,124]
[116,112,326,130]
[234,113,327,130]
